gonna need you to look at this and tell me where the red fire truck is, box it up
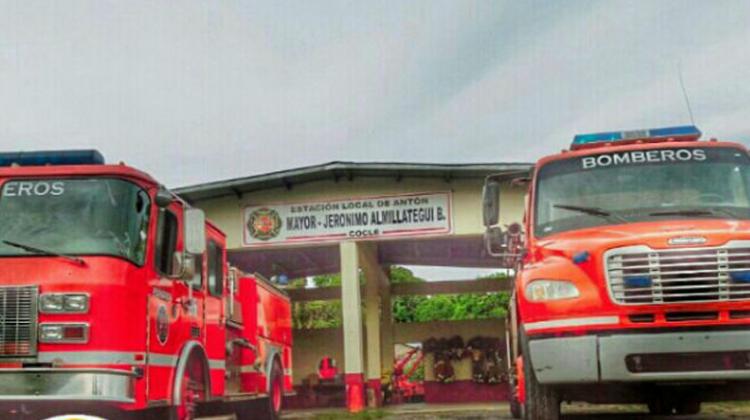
[483,126,750,419]
[0,150,292,419]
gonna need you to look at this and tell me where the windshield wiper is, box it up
[553,204,628,223]
[649,209,712,217]
[2,240,86,266]
[649,207,738,218]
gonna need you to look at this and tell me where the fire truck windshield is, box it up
[535,147,750,237]
[0,178,150,265]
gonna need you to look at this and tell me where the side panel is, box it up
[238,276,261,394]
[282,338,293,392]
[228,274,293,396]
[256,279,293,393]
[257,281,292,347]
[147,278,207,403]
[204,230,227,397]
[146,281,177,404]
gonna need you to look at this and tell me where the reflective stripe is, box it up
[283,368,292,376]
[148,353,178,368]
[37,351,224,371]
[524,316,619,331]
[208,359,225,370]
[38,351,144,365]
[151,354,224,370]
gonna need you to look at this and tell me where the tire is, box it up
[647,400,673,416]
[520,330,560,420]
[676,400,701,415]
[508,370,522,419]
[267,360,284,420]
[506,304,522,419]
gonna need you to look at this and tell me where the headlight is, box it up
[525,280,580,302]
[39,294,89,313]
[39,294,64,312]
[39,324,64,341]
[39,323,89,343]
[63,294,89,312]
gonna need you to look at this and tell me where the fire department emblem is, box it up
[247,208,282,241]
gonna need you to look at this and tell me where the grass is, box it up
[312,409,386,420]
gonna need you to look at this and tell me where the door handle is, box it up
[174,297,198,316]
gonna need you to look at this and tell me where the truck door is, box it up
[204,236,227,396]
[147,204,206,402]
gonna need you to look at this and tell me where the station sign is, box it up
[242,191,452,246]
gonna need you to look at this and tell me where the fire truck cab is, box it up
[0,150,292,419]
[483,126,750,419]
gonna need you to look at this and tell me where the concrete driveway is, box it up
[283,402,750,419]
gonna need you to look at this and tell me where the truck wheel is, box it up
[506,305,522,419]
[267,360,283,420]
[520,331,560,420]
[647,400,673,415]
[676,400,701,415]
[172,354,208,420]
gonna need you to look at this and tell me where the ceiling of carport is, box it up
[228,235,503,280]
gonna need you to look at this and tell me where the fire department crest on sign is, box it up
[247,208,282,240]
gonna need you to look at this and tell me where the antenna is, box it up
[678,61,696,125]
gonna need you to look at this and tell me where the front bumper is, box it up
[529,329,750,384]
[0,368,135,403]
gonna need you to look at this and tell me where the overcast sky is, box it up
[1,1,749,188]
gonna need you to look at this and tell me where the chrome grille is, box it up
[605,242,750,305]
[0,286,37,356]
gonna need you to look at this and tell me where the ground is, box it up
[282,402,750,419]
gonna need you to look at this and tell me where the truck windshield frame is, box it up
[534,146,750,237]
[0,177,151,266]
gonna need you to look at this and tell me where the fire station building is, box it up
[175,161,531,411]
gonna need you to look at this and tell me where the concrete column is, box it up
[360,243,383,407]
[340,241,364,412]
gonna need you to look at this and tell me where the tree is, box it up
[291,273,343,329]
[291,266,511,329]
[390,267,428,323]
[292,300,342,329]
[390,266,425,284]
[391,267,510,323]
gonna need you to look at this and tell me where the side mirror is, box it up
[484,223,525,265]
[183,208,206,256]
[484,226,506,255]
[155,188,174,208]
[482,180,501,227]
[172,252,197,280]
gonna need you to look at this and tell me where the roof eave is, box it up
[174,161,533,202]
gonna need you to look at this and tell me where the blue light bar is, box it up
[0,150,105,167]
[572,125,701,150]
